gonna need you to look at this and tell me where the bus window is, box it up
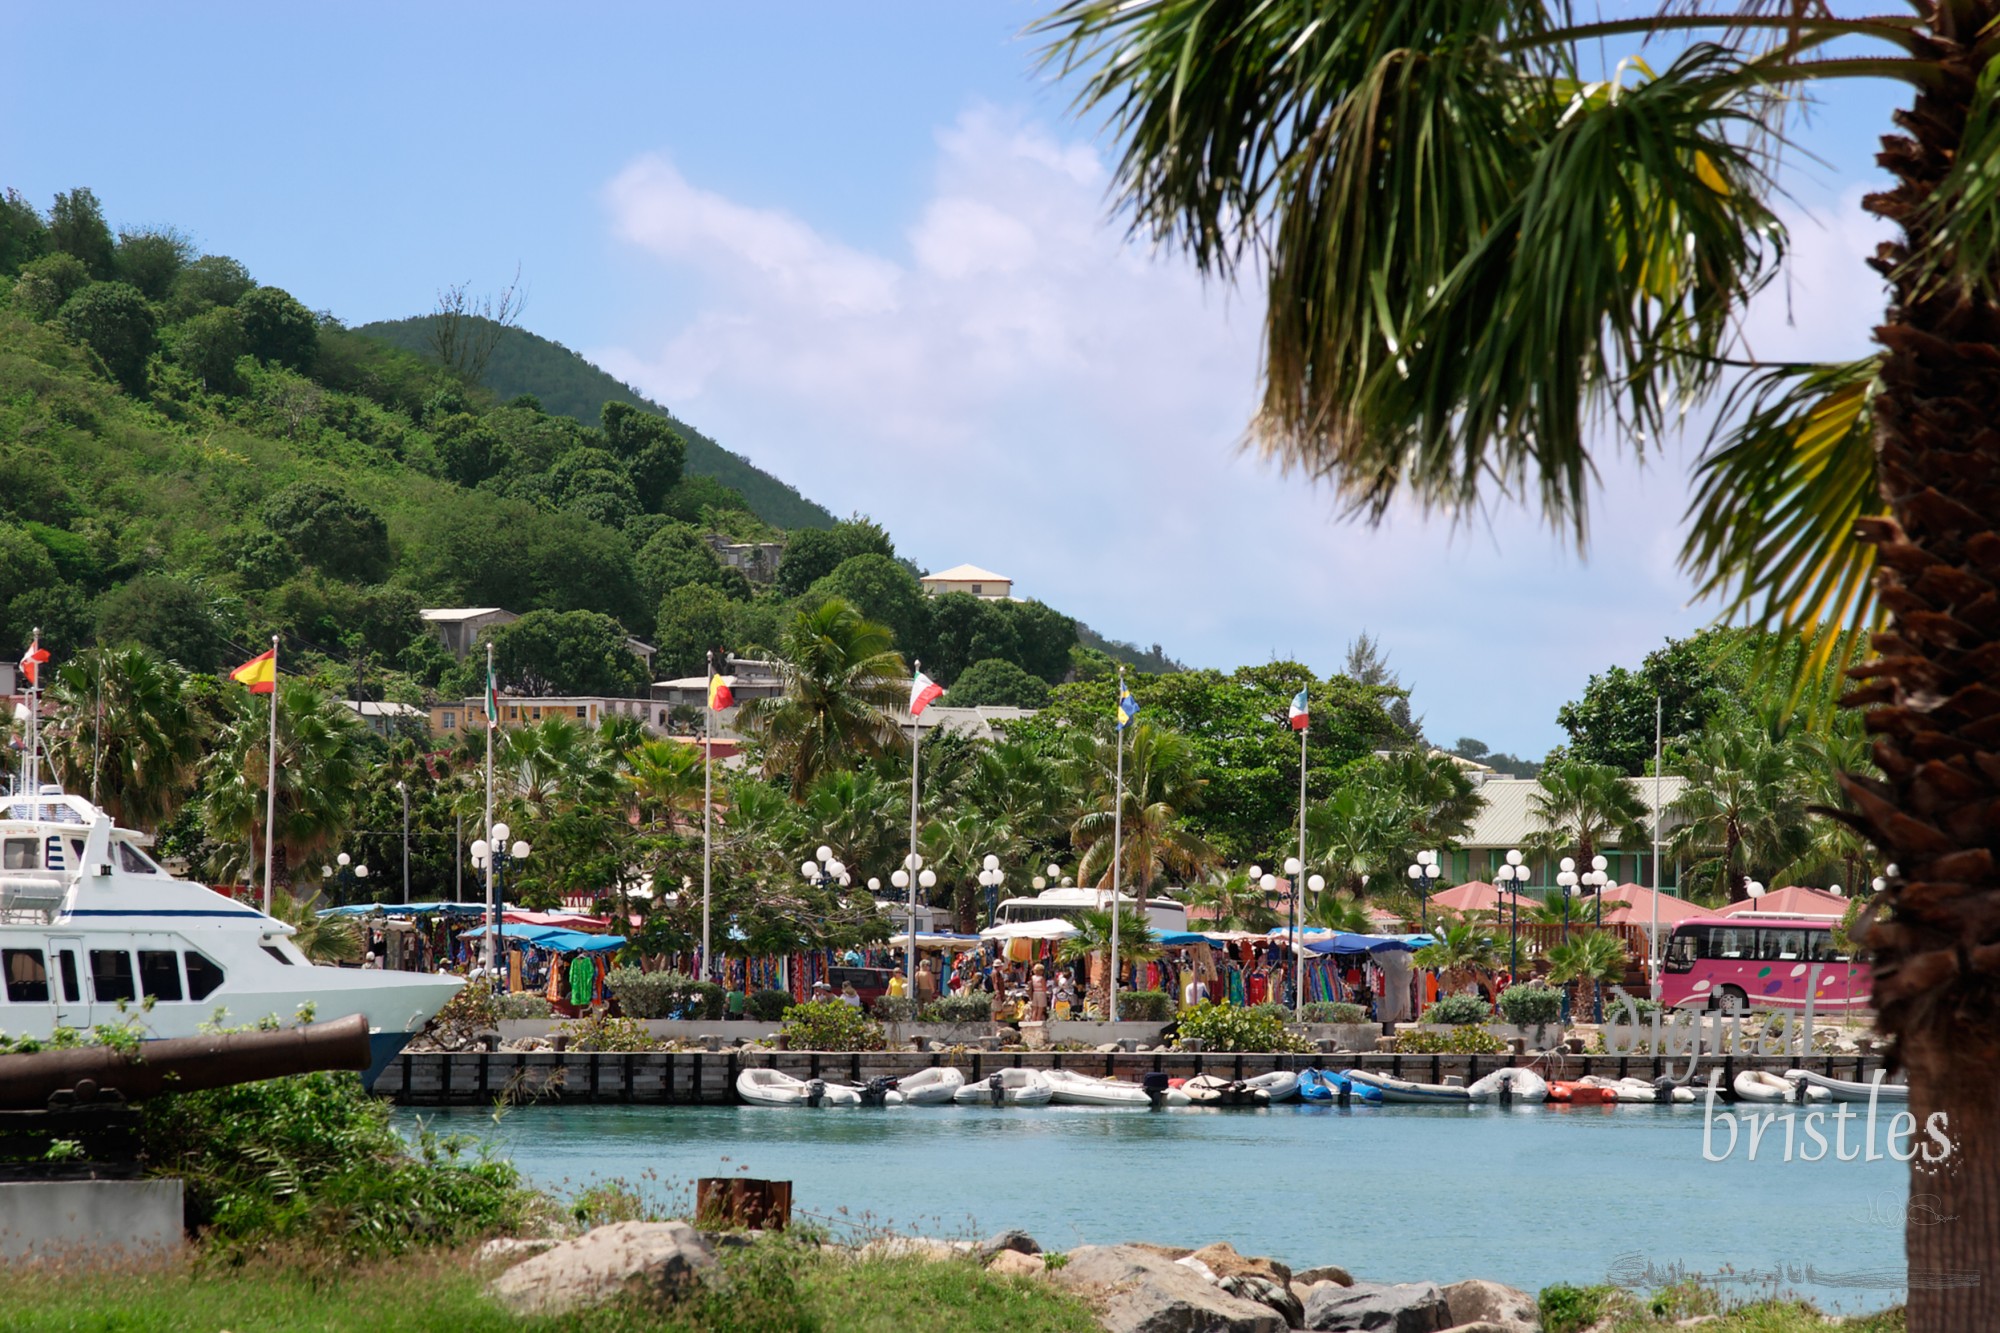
[1712,928,1749,960]
[138,950,183,1002]
[90,950,136,1003]
[1807,931,1846,963]
[3,949,48,1003]
[1765,929,1805,961]
[1665,929,1702,971]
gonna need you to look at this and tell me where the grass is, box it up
[1538,1281,1904,1333]
[0,1240,1099,1333]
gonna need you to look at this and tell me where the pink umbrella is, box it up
[1428,881,1535,914]
[1587,882,1708,926]
[1714,884,1849,918]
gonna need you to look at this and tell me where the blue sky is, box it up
[3,4,1905,756]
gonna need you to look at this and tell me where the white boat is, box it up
[893,1066,966,1105]
[734,1068,904,1107]
[1734,1069,1828,1103]
[1606,1076,1695,1104]
[0,785,458,1081]
[1465,1068,1548,1104]
[1784,1069,1908,1104]
[1341,1069,1471,1104]
[1045,1068,1160,1107]
[1182,1071,1300,1106]
[953,1067,1055,1106]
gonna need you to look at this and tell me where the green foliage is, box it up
[923,992,997,1024]
[1537,1284,1621,1333]
[601,401,686,509]
[1497,984,1564,1027]
[168,305,246,390]
[605,967,725,1020]
[870,995,920,1022]
[262,480,392,584]
[167,253,254,317]
[1112,989,1174,1022]
[809,553,928,653]
[0,188,47,276]
[55,281,156,392]
[1300,1001,1368,1024]
[781,998,885,1050]
[1174,1001,1310,1052]
[94,573,234,672]
[747,989,794,1021]
[1557,630,1749,775]
[485,608,648,698]
[11,252,89,320]
[776,519,896,596]
[1392,1026,1508,1054]
[636,522,744,607]
[139,1070,533,1258]
[1419,993,1492,1025]
[48,188,115,277]
[238,285,319,370]
[114,227,195,301]
[652,584,734,678]
[946,658,1051,709]
[565,1011,656,1051]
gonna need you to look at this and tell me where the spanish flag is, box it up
[707,672,735,711]
[230,648,277,694]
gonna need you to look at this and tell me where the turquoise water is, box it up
[397,1100,1910,1311]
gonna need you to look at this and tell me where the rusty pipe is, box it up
[0,1013,372,1110]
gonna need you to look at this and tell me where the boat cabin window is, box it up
[184,951,224,1001]
[2,949,48,1003]
[56,951,79,1003]
[2,838,37,871]
[261,945,293,966]
[89,949,136,1003]
[115,842,159,875]
[138,950,182,1002]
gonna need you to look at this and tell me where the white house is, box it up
[919,564,1012,601]
[420,607,518,657]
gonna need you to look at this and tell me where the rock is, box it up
[1302,1278,1453,1332]
[1440,1323,1529,1333]
[699,1229,765,1250]
[1185,1242,1293,1286]
[488,1221,717,1317]
[856,1236,972,1262]
[987,1249,1048,1277]
[978,1228,1042,1259]
[1441,1278,1537,1331]
[1098,1042,1121,1053]
[477,1236,557,1264]
[1053,1243,1286,1333]
[1297,1264,1356,1288]
[1218,1274,1303,1326]
[1178,1243,1301,1325]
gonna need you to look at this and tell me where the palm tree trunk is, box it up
[1847,12,2000,1321]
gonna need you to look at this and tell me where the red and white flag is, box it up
[18,639,49,689]
[909,670,944,717]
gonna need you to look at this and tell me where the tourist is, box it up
[1029,964,1048,1021]
[1053,971,1075,1020]
[915,959,938,1004]
[839,981,862,1010]
[726,986,746,1019]
[887,971,908,1000]
[812,979,834,1003]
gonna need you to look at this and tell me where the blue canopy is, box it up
[319,901,490,918]
[459,923,570,943]
[1304,932,1435,955]
[1155,930,1213,947]
[459,923,627,952]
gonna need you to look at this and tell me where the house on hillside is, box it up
[431,695,670,737]
[345,700,427,739]
[1449,775,1688,894]
[704,536,786,585]
[919,564,1012,601]
[422,605,655,672]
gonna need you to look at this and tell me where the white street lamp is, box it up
[1307,874,1325,893]
[1283,857,1302,877]
[891,869,909,889]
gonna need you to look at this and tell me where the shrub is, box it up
[1116,990,1174,1022]
[1538,1284,1622,1333]
[1602,992,1662,1023]
[565,1012,655,1052]
[870,995,919,1022]
[748,989,794,1021]
[1247,1002,1293,1026]
[920,993,993,1024]
[1175,1002,1310,1053]
[1392,1026,1509,1054]
[782,1000,885,1051]
[1420,994,1493,1026]
[1498,984,1564,1028]
[492,992,551,1020]
[139,1069,535,1259]
[1301,1001,1368,1025]
[606,968,724,1020]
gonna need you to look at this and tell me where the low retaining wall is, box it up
[379,1048,1887,1107]
[0,1179,184,1261]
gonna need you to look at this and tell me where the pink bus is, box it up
[1659,913,1870,1012]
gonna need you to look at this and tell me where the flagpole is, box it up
[1109,667,1126,1024]
[1295,707,1309,1021]
[906,659,923,1001]
[261,634,278,916]
[702,650,715,982]
[22,630,41,803]
[1650,693,1663,1000]
[483,640,496,973]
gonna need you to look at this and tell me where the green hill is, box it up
[356,317,835,532]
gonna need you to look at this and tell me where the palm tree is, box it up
[1374,749,1485,846]
[737,596,907,794]
[1414,922,1504,998]
[42,647,206,832]
[1036,7,2000,1314]
[1544,932,1631,1026]
[1185,868,1280,932]
[1525,761,1649,884]
[1668,723,1811,903]
[200,680,367,890]
[1303,785,1411,895]
[1058,906,1160,1014]
[1305,891,1374,934]
[624,738,705,833]
[1068,722,1215,892]
[1773,726,1878,894]
[267,888,363,964]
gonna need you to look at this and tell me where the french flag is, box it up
[1288,688,1309,732]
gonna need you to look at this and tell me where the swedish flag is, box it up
[1117,686,1139,731]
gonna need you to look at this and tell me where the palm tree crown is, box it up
[737,596,907,794]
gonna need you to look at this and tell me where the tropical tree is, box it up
[1036,5,2000,1311]
[1057,906,1160,1015]
[1524,761,1650,882]
[268,887,363,964]
[1304,890,1374,934]
[1302,784,1412,895]
[1185,868,1281,932]
[1366,749,1485,846]
[1414,921,1504,997]
[200,680,366,889]
[623,738,705,833]
[1068,722,1215,892]
[1543,931,1631,1025]
[736,596,907,793]
[42,646,206,832]
[1667,720,1812,902]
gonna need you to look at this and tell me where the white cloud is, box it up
[591,108,1889,758]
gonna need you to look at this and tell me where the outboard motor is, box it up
[859,1077,895,1107]
[1496,1072,1514,1106]
[1141,1071,1172,1110]
[1653,1076,1678,1105]
[805,1078,828,1108]
[986,1072,1007,1106]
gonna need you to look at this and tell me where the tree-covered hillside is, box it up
[356,316,836,532]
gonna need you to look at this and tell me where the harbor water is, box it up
[397,1098,1912,1311]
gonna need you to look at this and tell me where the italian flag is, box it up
[910,670,944,717]
[1288,688,1309,732]
[485,669,499,727]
